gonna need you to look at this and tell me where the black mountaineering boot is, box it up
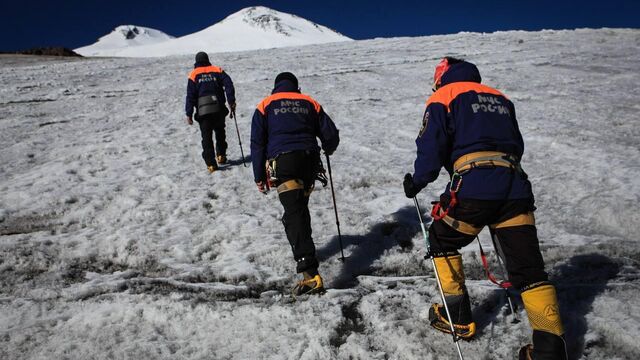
[519,331,568,360]
[519,344,534,360]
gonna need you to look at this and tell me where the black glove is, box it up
[403,173,420,198]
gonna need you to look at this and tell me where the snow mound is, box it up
[75,6,352,58]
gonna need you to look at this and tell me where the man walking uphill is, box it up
[251,72,339,297]
[185,51,236,173]
[403,57,567,360]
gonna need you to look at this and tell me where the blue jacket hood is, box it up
[272,79,300,94]
[441,62,482,87]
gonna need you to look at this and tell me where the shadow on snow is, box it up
[317,205,425,289]
[553,254,620,359]
[318,203,620,359]
[472,253,620,359]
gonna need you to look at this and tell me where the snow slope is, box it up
[75,25,175,57]
[75,6,352,58]
[1,28,640,359]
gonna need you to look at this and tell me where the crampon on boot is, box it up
[428,254,476,339]
[428,303,476,339]
[518,330,568,360]
[291,273,325,298]
[519,344,534,360]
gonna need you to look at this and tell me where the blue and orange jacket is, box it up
[185,61,235,117]
[413,61,532,200]
[251,80,339,182]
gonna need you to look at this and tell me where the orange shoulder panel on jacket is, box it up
[256,92,322,115]
[188,65,223,82]
[425,82,506,111]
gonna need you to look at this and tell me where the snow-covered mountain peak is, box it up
[230,6,344,38]
[103,25,173,42]
[227,6,296,22]
[113,25,158,40]
[75,25,174,56]
[240,7,295,36]
[75,7,352,57]
[219,6,303,37]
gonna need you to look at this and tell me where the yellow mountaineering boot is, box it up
[292,272,326,298]
[207,164,218,173]
[428,254,477,339]
[216,155,227,165]
[519,283,568,360]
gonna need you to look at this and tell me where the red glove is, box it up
[185,116,193,125]
[256,181,268,194]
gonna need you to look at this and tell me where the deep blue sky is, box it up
[2,0,639,51]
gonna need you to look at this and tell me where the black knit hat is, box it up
[274,72,298,88]
[195,51,209,63]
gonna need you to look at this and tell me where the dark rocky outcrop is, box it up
[124,26,140,39]
[3,47,82,57]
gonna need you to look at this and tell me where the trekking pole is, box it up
[475,232,518,324]
[488,228,519,322]
[231,109,247,167]
[325,153,345,261]
[413,197,464,360]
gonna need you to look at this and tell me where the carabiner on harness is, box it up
[431,172,463,221]
[265,158,278,189]
[449,172,463,193]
